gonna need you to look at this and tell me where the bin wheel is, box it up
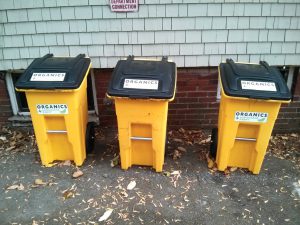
[210,127,218,158]
[86,122,95,154]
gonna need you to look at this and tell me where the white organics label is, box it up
[36,104,68,115]
[235,111,268,123]
[110,0,138,12]
[241,80,277,92]
[30,73,66,81]
[123,79,159,90]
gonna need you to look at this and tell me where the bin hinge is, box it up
[235,137,256,142]
[127,55,134,61]
[47,130,67,134]
[130,136,152,141]
[162,56,168,62]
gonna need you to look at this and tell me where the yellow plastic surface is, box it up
[216,70,290,174]
[17,65,91,166]
[113,98,170,172]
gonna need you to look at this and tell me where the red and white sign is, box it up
[110,0,138,12]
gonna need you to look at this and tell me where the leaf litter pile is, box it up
[268,133,300,168]
[167,128,210,161]
[0,126,37,160]
[0,126,299,224]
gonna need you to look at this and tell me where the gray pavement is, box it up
[0,128,299,225]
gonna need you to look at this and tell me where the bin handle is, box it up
[162,56,168,62]
[41,53,54,59]
[33,54,53,66]
[58,54,86,69]
[259,60,271,73]
[131,136,152,141]
[47,130,67,134]
[226,58,272,76]
[235,137,256,142]
[226,58,240,75]
[71,54,86,65]
[127,55,134,61]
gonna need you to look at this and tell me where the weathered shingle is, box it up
[61,7,75,20]
[79,33,92,45]
[1,1,300,69]
[7,9,27,22]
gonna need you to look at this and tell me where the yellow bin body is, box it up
[17,65,91,166]
[113,98,170,172]
[216,91,286,174]
[108,58,176,172]
[216,63,290,174]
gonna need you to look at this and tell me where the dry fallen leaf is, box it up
[7,185,19,190]
[0,136,7,141]
[99,209,113,222]
[6,146,16,151]
[163,171,171,177]
[110,155,120,167]
[7,184,24,191]
[184,195,189,202]
[173,138,183,143]
[72,169,83,178]
[224,168,230,175]
[121,191,128,198]
[62,160,71,166]
[179,128,185,133]
[177,146,186,152]
[290,133,298,138]
[127,180,136,190]
[63,190,75,200]
[34,179,47,185]
[232,187,239,192]
[173,150,182,160]
[199,137,211,144]
[186,141,193,146]
[206,153,215,169]
[170,170,181,175]
[32,220,39,225]
[207,158,214,169]
[16,132,23,140]
[229,167,238,172]
[44,162,58,168]
[10,141,16,147]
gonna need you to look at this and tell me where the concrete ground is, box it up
[0,127,299,225]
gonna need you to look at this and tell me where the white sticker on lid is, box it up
[123,79,159,90]
[241,80,277,92]
[30,73,66,82]
[235,111,268,123]
[36,104,68,115]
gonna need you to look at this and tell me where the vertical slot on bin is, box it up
[229,124,259,168]
[130,123,153,166]
[45,116,72,160]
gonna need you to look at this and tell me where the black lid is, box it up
[219,59,291,101]
[107,56,176,99]
[15,54,91,90]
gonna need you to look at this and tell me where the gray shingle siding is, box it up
[0,0,300,69]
